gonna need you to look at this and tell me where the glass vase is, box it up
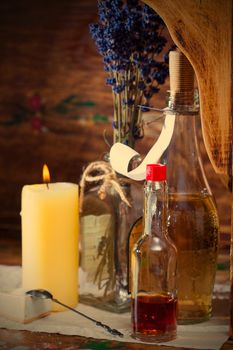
[79,160,143,313]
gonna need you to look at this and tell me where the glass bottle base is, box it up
[131,330,177,343]
[178,307,212,324]
[79,294,130,313]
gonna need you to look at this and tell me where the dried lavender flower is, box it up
[90,0,173,147]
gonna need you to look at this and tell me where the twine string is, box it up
[79,161,131,212]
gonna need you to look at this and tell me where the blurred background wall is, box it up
[0,0,231,255]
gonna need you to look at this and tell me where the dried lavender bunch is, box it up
[90,0,170,148]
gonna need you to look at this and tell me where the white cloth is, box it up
[0,265,230,349]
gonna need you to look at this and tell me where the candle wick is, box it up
[46,182,49,189]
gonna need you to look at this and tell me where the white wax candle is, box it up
[21,182,79,311]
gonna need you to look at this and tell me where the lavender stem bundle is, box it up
[90,0,172,148]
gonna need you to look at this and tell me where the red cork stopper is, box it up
[146,164,166,181]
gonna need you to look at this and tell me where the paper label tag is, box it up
[80,214,113,283]
[109,114,176,180]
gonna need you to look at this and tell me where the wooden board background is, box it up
[0,0,231,254]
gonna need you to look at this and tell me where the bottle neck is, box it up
[143,180,168,238]
[167,88,199,113]
[162,102,211,195]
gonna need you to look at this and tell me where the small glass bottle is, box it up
[162,50,219,323]
[131,163,177,343]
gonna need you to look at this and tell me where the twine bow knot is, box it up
[79,161,131,212]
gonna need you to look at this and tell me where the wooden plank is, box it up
[0,329,216,350]
[145,0,232,188]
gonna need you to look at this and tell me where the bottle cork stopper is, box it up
[169,50,194,106]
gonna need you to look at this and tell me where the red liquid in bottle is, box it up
[132,294,177,335]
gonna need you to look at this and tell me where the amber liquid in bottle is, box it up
[168,193,219,323]
[132,294,177,335]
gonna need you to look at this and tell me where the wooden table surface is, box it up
[0,236,232,350]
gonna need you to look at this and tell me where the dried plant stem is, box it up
[94,217,115,296]
[112,66,144,149]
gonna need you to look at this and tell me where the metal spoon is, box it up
[26,289,124,338]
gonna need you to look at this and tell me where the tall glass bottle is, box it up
[161,50,219,324]
[131,164,177,342]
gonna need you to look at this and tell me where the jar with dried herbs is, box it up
[79,160,142,312]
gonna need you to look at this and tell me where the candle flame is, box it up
[43,164,50,184]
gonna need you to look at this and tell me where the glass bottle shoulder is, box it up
[134,230,177,255]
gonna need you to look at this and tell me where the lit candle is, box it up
[21,164,79,311]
